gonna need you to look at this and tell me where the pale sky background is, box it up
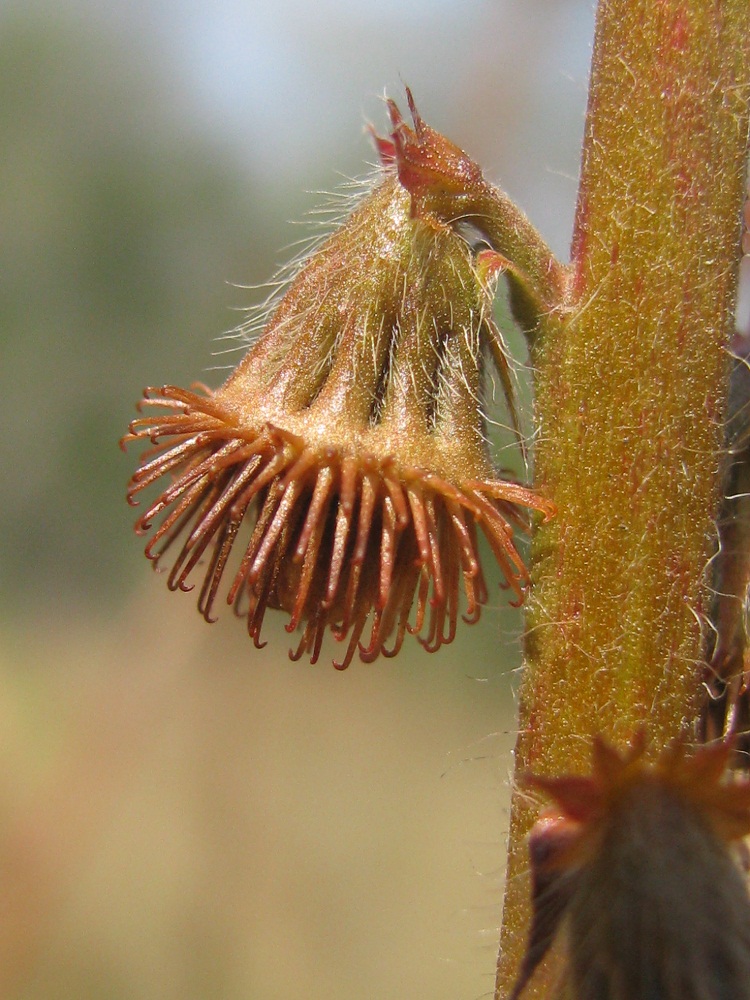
[28,0,596,251]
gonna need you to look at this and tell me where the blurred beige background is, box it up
[0,2,593,997]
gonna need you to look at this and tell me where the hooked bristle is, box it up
[124,384,551,669]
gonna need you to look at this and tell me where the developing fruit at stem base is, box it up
[510,734,750,1000]
[122,93,556,668]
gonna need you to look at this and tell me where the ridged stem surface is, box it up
[496,2,750,995]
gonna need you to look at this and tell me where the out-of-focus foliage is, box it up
[0,12,277,613]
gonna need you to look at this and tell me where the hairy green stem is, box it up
[496,2,750,996]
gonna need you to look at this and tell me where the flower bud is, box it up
[123,96,555,668]
[511,735,750,1000]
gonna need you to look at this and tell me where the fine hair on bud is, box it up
[122,93,555,668]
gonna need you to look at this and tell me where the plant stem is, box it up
[495,2,750,996]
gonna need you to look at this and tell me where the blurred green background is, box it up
[0,2,592,997]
